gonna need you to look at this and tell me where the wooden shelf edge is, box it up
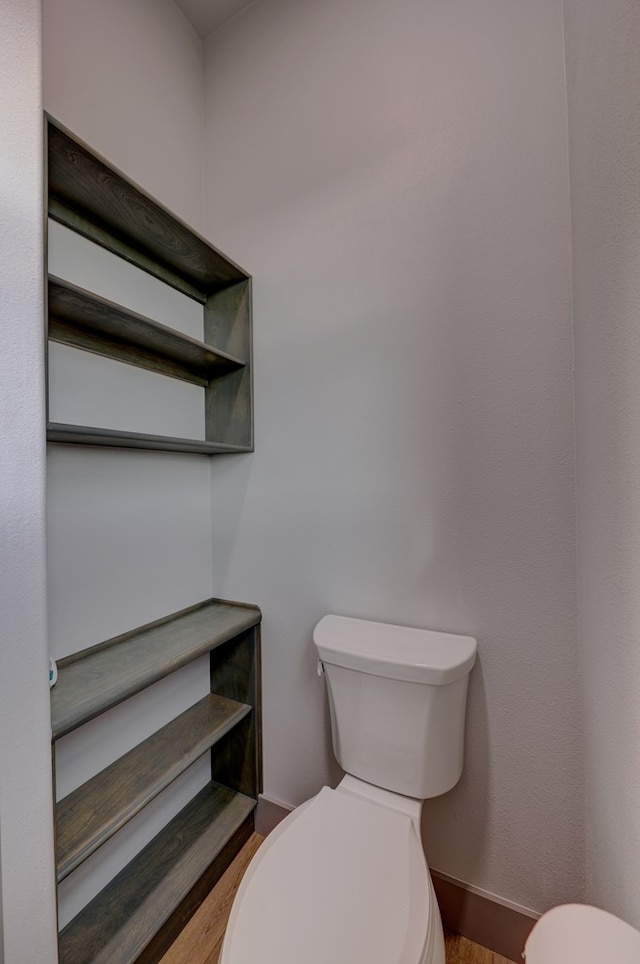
[58,782,256,964]
[51,599,261,740]
[46,115,250,298]
[48,276,246,385]
[47,423,253,455]
[56,694,252,882]
[48,197,209,304]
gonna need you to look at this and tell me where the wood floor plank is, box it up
[449,932,520,963]
[159,834,518,964]
[445,930,494,962]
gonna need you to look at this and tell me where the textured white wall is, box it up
[43,0,214,927]
[43,0,212,657]
[203,0,581,912]
[43,0,205,232]
[564,0,640,929]
[0,2,59,960]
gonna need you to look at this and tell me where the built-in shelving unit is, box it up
[46,115,261,962]
[52,599,262,964]
[45,114,253,453]
[58,783,256,964]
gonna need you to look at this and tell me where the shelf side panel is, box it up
[210,626,262,800]
[204,280,253,449]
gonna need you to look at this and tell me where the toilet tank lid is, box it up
[313,615,477,685]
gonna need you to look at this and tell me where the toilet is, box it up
[220,614,477,964]
[524,904,640,962]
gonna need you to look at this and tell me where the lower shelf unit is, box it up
[59,783,255,964]
[51,598,262,964]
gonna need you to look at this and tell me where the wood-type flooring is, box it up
[159,833,517,964]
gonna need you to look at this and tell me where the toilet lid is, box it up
[223,787,429,964]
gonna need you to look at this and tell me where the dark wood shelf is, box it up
[49,276,245,386]
[51,599,261,740]
[46,115,254,455]
[56,694,252,882]
[58,782,256,964]
[47,117,248,301]
[47,111,260,958]
[47,423,253,455]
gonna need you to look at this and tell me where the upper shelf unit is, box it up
[45,114,254,454]
[47,119,247,300]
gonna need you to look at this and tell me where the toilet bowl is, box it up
[524,904,640,963]
[220,777,440,964]
[220,614,477,964]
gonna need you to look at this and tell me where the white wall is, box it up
[43,0,211,652]
[43,0,214,928]
[203,0,581,913]
[43,0,205,232]
[36,0,640,934]
[564,0,640,929]
[0,2,59,960]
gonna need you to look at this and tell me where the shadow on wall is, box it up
[421,656,490,886]
[569,9,640,911]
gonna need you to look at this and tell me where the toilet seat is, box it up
[220,786,432,964]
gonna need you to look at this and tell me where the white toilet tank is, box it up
[314,615,477,799]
